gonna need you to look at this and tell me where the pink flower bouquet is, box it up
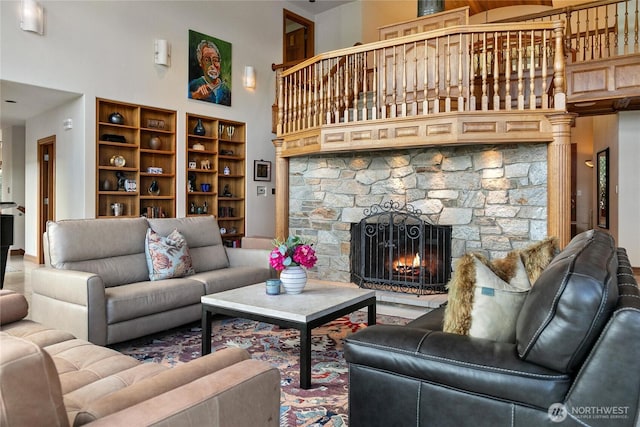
[269,236,317,271]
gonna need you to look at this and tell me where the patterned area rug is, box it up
[112,311,410,427]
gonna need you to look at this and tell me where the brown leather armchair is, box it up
[345,230,640,427]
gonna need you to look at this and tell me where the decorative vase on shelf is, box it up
[193,118,206,136]
[149,135,161,150]
[148,180,160,196]
[280,265,307,294]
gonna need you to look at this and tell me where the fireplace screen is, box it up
[351,202,451,295]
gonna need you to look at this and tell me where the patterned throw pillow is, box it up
[443,237,559,342]
[145,228,195,281]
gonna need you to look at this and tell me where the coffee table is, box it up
[201,280,376,389]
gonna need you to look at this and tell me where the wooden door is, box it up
[38,136,55,264]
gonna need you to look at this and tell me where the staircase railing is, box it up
[494,0,639,61]
[277,21,566,137]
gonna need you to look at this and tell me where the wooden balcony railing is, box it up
[276,21,566,137]
[494,0,640,61]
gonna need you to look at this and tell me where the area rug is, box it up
[111,311,410,427]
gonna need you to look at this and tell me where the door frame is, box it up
[38,135,55,265]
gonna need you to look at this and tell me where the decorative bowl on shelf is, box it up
[110,155,126,167]
[192,143,205,151]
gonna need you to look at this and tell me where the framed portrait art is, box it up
[188,30,232,106]
[254,160,271,182]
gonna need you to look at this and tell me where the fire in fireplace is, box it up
[351,202,451,295]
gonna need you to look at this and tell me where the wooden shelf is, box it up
[186,113,245,245]
[96,98,177,218]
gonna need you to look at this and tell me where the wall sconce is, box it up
[21,0,44,35]
[585,160,594,168]
[243,66,256,89]
[154,39,170,66]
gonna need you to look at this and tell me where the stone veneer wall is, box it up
[289,143,549,283]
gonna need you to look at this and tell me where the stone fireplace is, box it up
[288,143,548,283]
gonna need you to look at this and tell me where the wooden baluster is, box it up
[605,4,610,58]
[595,6,601,59]
[434,38,440,113]
[343,55,349,123]
[505,32,512,110]
[542,29,549,109]
[401,44,407,117]
[287,74,293,133]
[633,0,640,53]
[614,3,619,54]
[335,57,341,123]
[469,34,476,111]
[586,8,592,59]
[305,67,310,129]
[352,54,358,121]
[317,61,323,126]
[444,35,451,113]
[372,50,378,120]
[277,72,284,135]
[391,46,397,118]
[381,47,387,119]
[311,65,316,128]
[518,31,525,110]
[296,70,302,131]
[413,42,418,116]
[458,33,464,112]
[576,9,582,61]
[423,40,429,114]
[530,30,536,110]
[290,73,296,132]
[493,32,500,111]
[625,0,629,54]
[553,24,567,110]
[325,60,331,124]
[481,33,488,111]
[362,52,368,121]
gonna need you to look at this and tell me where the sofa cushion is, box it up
[516,230,619,373]
[104,278,205,324]
[191,266,273,295]
[0,290,28,325]
[0,319,76,348]
[0,334,70,427]
[46,218,150,287]
[148,216,229,272]
[144,228,195,281]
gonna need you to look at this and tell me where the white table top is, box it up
[201,280,375,323]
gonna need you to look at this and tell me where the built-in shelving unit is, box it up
[186,113,245,247]
[96,98,176,218]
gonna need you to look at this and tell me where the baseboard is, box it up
[633,267,640,276]
[9,249,25,256]
[22,253,39,264]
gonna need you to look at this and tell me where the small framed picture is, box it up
[254,160,271,182]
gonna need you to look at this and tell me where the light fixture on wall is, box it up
[585,160,594,168]
[243,66,256,89]
[154,39,171,66]
[21,0,44,35]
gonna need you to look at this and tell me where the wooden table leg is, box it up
[368,301,377,325]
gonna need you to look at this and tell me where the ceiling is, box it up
[0,80,81,130]
[285,0,355,14]
[444,0,552,16]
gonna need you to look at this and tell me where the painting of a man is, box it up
[188,30,231,106]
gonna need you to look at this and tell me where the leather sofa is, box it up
[0,290,280,427]
[345,229,640,427]
[31,216,274,345]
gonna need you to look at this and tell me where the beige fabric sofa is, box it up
[32,216,274,345]
[0,290,280,427]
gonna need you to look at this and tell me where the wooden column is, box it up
[272,137,289,240]
[546,113,576,248]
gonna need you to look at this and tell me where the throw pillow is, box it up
[443,238,559,342]
[443,253,531,342]
[145,228,195,281]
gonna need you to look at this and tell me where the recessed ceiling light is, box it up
[4,100,17,104]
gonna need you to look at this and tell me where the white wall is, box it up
[618,112,640,266]
[0,126,26,251]
[1,0,285,258]
[315,1,363,52]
